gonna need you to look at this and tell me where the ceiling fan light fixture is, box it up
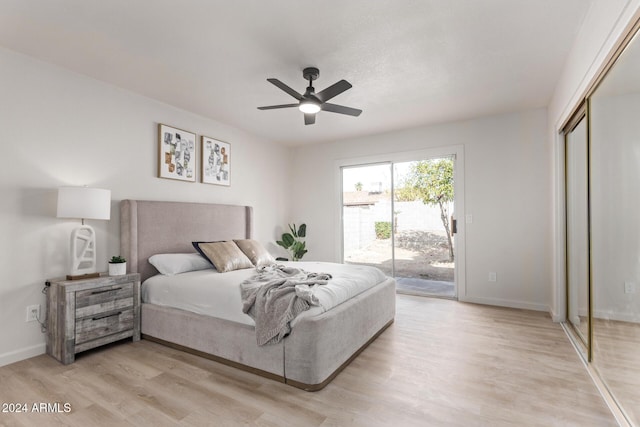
[299,100,321,114]
[258,68,361,125]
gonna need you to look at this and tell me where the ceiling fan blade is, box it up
[304,113,316,125]
[257,103,298,110]
[321,103,362,117]
[267,78,303,100]
[316,80,352,103]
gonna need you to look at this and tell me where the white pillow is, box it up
[148,253,214,276]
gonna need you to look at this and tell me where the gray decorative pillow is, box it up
[234,239,276,267]
[193,241,254,273]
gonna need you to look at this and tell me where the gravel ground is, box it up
[344,230,454,282]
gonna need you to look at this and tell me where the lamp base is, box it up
[69,225,98,278]
[66,272,101,281]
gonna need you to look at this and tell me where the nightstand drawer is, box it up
[75,309,134,345]
[75,283,134,318]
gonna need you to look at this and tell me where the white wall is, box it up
[291,109,551,311]
[0,47,291,366]
[548,0,640,320]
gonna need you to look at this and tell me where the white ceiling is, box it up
[0,0,591,146]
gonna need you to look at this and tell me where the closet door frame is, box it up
[563,102,592,362]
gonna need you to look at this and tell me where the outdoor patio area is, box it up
[345,229,456,299]
[395,277,455,298]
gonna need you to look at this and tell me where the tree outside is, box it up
[395,158,455,260]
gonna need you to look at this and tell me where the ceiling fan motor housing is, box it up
[302,67,320,81]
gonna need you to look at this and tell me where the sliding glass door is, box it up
[341,156,457,298]
[341,163,393,276]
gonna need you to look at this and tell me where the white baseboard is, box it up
[458,295,548,313]
[550,308,563,323]
[551,308,639,324]
[0,343,45,368]
[593,309,640,324]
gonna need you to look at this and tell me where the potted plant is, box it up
[108,255,127,276]
[276,223,307,261]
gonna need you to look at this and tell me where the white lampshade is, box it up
[57,187,111,220]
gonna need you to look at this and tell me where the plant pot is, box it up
[108,262,126,276]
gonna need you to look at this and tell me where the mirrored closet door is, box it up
[589,27,640,426]
[565,23,640,426]
[564,111,590,358]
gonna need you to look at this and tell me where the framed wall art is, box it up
[158,124,196,182]
[201,135,230,186]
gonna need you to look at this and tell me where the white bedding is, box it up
[141,261,387,326]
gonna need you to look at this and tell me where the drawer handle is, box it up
[92,311,122,321]
[91,287,122,295]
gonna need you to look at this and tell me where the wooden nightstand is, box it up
[46,273,140,364]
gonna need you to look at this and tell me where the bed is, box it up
[120,199,396,390]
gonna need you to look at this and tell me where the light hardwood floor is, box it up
[593,318,640,426]
[0,296,616,426]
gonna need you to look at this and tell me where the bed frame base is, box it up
[142,318,393,391]
[141,334,286,384]
[284,319,393,391]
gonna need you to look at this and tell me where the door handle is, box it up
[451,217,457,235]
[91,287,121,295]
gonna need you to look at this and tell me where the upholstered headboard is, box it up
[120,200,253,282]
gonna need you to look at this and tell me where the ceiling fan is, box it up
[258,67,362,125]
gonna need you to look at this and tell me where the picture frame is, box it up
[158,124,196,182]
[201,135,230,186]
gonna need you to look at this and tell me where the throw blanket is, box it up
[240,264,332,346]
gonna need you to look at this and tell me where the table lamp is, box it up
[57,186,111,280]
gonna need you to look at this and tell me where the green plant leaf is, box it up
[374,222,392,239]
[293,241,307,259]
[275,222,308,261]
[281,233,294,248]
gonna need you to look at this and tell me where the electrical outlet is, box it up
[624,282,636,294]
[488,272,497,282]
[26,304,40,322]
